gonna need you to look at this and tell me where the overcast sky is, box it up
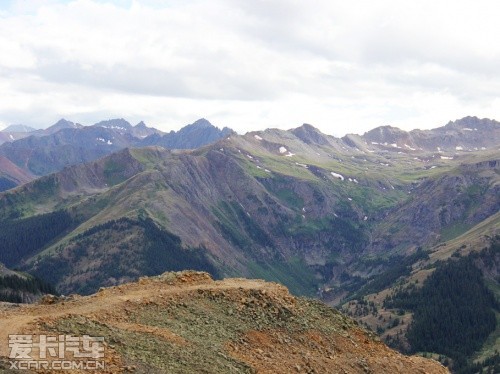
[0,0,498,136]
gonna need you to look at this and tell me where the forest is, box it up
[384,238,500,371]
[0,273,57,303]
[0,210,74,267]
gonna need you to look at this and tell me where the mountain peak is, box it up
[291,123,330,145]
[94,118,132,130]
[135,121,148,128]
[363,125,409,144]
[46,119,80,132]
[1,124,36,133]
[140,118,233,149]
[443,116,499,131]
[191,118,213,128]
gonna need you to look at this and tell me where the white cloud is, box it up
[0,0,498,134]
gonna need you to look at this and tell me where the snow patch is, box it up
[279,146,287,153]
[9,135,14,140]
[440,156,453,160]
[347,197,353,201]
[246,154,253,159]
[331,172,345,181]
[264,169,271,173]
[371,141,379,145]
[404,144,416,151]
[101,125,126,130]
[463,128,473,131]
[107,140,113,145]
[455,146,463,151]
[254,134,263,140]
[295,162,308,168]
[285,152,295,157]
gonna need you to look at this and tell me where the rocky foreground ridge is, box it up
[0,271,446,373]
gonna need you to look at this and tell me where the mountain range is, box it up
[0,115,498,372]
[0,118,233,191]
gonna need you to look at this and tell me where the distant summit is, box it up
[189,118,214,128]
[47,118,82,131]
[94,118,133,132]
[140,118,234,149]
[442,116,499,131]
[356,116,500,152]
[1,124,36,133]
[291,123,331,145]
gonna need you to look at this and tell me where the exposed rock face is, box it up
[0,271,448,373]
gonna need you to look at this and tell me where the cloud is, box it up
[0,0,498,135]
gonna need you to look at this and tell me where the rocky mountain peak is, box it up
[94,118,133,131]
[139,118,233,149]
[363,125,409,143]
[47,118,80,132]
[135,121,148,128]
[291,123,330,145]
[443,116,499,131]
[1,124,36,133]
[191,118,213,129]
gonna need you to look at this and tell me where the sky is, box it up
[0,0,498,136]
